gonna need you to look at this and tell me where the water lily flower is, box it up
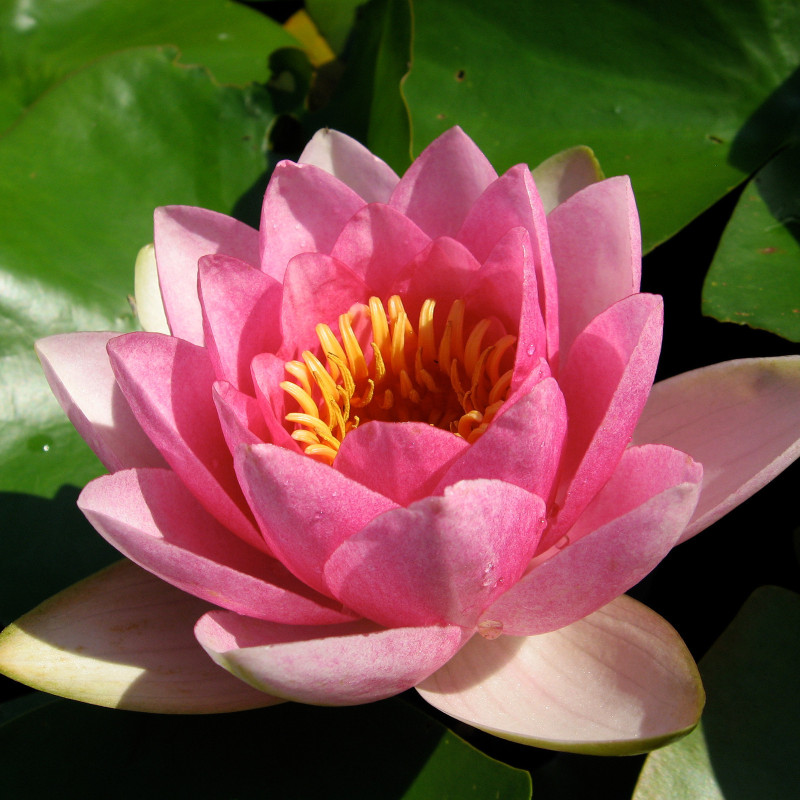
[3,128,800,756]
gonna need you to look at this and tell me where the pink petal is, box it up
[299,128,400,202]
[548,293,663,548]
[632,356,800,542]
[0,560,278,712]
[403,236,481,315]
[279,252,369,358]
[548,177,641,364]
[259,160,365,281]
[324,480,546,628]
[485,445,702,635]
[78,469,356,625]
[329,203,431,298]
[153,206,259,346]
[36,333,166,472]
[418,594,704,755]
[334,421,468,505]
[531,145,604,214]
[390,127,498,239]
[250,353,303,452]
[195,612,468,705]
[236,443,397,596]
[198,254,282,394]
[457,164,559,366]
[435,377,567,503]
[213,381,268,451]
[107,333,262,549]
[463,227,528,333]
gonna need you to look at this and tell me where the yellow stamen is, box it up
[281,295,518,462]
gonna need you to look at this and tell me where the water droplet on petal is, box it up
[555,535,570,550]
[526,344,535,356]
[477,620,503,640]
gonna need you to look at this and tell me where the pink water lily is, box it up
[3,128,800,755]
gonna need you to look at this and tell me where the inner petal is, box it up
[280,295,518,464]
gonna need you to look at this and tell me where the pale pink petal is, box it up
[133,243,169,334]
[107,333,261,548]
[436,378,566,503]
[548,177,641,364]
[334,421,468,505]
[250,353,303,452]
[36,333,166,472]
[324,480,546,629]
[391,128,497,238]
[195,612,467,705]
[632,356,800,542]
[198,254,282,394]
[299,129,400,202]
[153,206,259,346]
[457,164,559,366]
[236,443,397,596]
[548,293,663,548]
[79,469,356,625]
[213,381,269,452]
[486,446,702,635]
[418,594,704,755]
[279,252,369,358]
[0,560,278,712]
[259,160,365,281]
[531,145,604,214]
[329,203,431,298]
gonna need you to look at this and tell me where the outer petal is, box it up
[153,206,259,346]
[107,333,261,549]
[133,243,169,334]
[531,145,604,215]
[457,164,559,366]
[485,445,702,635]
[36,333,166,472]
[299,128,400,202]
[329,203,431,298]
[0,561,278,713]
[78,469,356,625]
[548,176,641,364]
[390,127,498,239]
[435,377,566,503]
[259,160,365,281]
[195,612,467,705]
[236,443,397,596]
[198,254,282,394]
[324,480,547,629]
[418,594,704,755]
[548,293,663,548]
[334,421,468,505]
[632,356,800,542]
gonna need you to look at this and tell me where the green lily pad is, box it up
[403,0,800,251]
[633,586,800,799]
[0,696,532,799]
[703,143,800,342]
[0,46,276,498]
[309,0,413,173]
[0,0,296,133]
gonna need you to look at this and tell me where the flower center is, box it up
[280,295,517,464]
